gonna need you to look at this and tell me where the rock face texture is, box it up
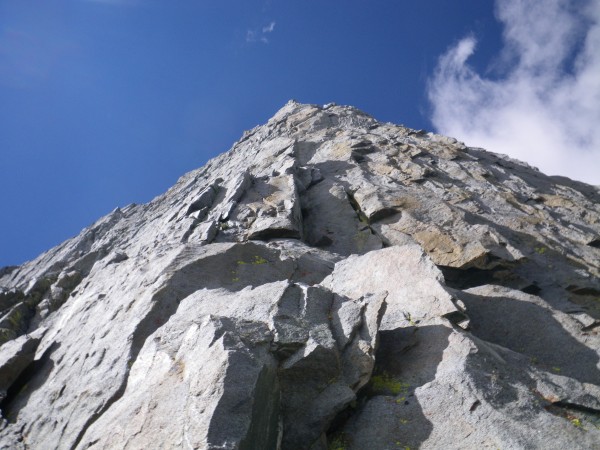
[1,101,600,449]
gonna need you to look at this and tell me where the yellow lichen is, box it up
[570,418,583,429]
[370,373,410,396]
[328,434,348,450]
[253,255,268,264]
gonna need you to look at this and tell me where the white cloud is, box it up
[246,21,276,44]
[262,22,276,33]
[428,0,600,185]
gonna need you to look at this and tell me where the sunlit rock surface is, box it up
[1,101,599,449]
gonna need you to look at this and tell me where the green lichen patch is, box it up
[236,255,269,266]
[369,372,410,396]
[328,433,349,450]
[253,255,268,264]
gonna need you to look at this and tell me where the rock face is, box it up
[1,101,600,449]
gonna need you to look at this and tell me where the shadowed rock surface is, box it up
[1,101,599,449]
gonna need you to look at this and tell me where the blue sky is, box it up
[1,0,598,267]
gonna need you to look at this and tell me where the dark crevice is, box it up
[343,191,386,250]
[369,208,398,223]
[350,141,375,150]
[326,307,394,424]
[185,184,219,217]
[350,141,376,164]
[248,228,301,241]
[325,401,362,446]
[312,235,334,248]
[553,401,600,416]
[345,192,369,224]
[0,334,44,413]
[469,400,481,412]
[521,284,542,295]
[587,239,600,249]
[0,266,18,278]
[351,153,366,163]
[326,326,450,448]
[291,170,311,247]
[567,285,600,296]
[582,321,600,332]
[0,289,24,312]
[1,342,60,422]
[438,265,511,290]
[325,370,374,447]
[443,310,470,328]
[545,400,600,430]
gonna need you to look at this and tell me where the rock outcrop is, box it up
[1,101,599,449]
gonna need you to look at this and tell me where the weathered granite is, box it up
[1,101,599,449]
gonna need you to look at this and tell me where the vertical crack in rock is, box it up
[276,286,387,449]
[331,325,452,449]
[345,191,370,225]
[0,330,46,413]
[218,169,252,222]
[1,340,58,424]
[237,362,281,450]
[180,181,221,243]
[185,183,219,218]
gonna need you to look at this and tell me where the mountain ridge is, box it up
[1,100,599,449]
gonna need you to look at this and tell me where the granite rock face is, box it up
[1,101,599,449]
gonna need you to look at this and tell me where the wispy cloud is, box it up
[262,22,276,33]
[246,21,276,44]
[428,0,600,185]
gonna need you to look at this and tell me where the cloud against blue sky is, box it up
[247,21,276,44]
[428,0,600,185]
